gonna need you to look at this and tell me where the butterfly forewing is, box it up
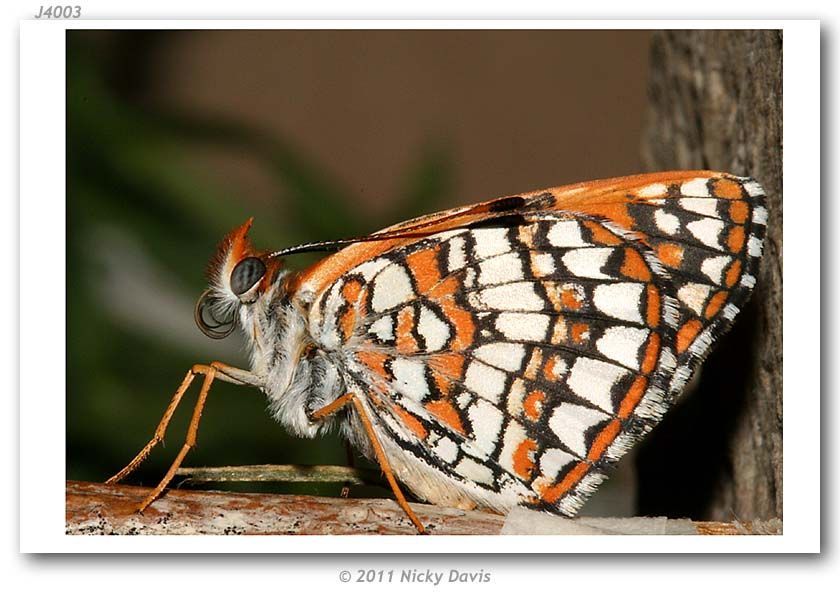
[298,171,766,515]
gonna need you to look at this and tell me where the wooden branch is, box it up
[65,480,504,535]
[65,481,781,535]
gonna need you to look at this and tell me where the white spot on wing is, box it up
[417,306,450,351]
[466,399,505,458]
[478,252,524,285]
[506,378,527,418]
[369,315,394,342]
[654,209,681,235]
[499,420,528,478]
[371,263,414,312]
[550,355,569,379]
[548,402,612,457]
[474,342,526,372]
[744,180,765,197]
[429,228,464,242]
[495,312,550,342]
[592,282,645,324]
[538,447,577,481]
[472,228,510,259]
[596,326,649,370]
[463,268,476,288]
[748,235,764,257]
[390,358,429,401]
[753,206,768,225]
[455,391,473,409]
[476,282,544,311]
[701,255,731,285]
[677,282,713,316]
[637,182,668,198]
[723,303,740,320]
[680,197,720,217]
[433,437,459,463]
[350,257,390,280]
[464,360,508,404]
[454,457,494,485]
[447,236,467,271]
[681,178,711,197]
[547,221,588,247]
[531,252,555,276]
[686,218,724,250]
[741,274,756,289]
[566,357,629,413]
[561,248,615,280]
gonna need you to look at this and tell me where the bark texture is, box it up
[639,30,782,521]
[65,481,781,535]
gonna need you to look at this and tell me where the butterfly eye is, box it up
[230,257,266,296]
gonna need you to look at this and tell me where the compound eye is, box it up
[230,257,266,296]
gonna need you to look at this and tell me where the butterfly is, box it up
[107,171,767,534]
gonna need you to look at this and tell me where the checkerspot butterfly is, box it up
[108,171,768,533]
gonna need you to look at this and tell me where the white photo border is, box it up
[20,19,818,553]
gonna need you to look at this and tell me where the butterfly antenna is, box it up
[267,204,525,258]
[267,231,427,258]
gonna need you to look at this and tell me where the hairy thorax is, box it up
[239,281,343,440]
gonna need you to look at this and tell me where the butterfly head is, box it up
[195,218,287,339]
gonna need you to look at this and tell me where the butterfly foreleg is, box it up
[106,361,258,512]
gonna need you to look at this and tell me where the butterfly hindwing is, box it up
[536,172,768,394]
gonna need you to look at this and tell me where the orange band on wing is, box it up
[713,178,745,200]
[621,247,652,282]
[513,438,538,480]
[704,291,729,319]
[725,260,742,288]
[356,351,390,379]
[406,246,441,295]
[645,284,661,328]
[523,390,546,421]
[426,400,466,436]
[676,319,703,354]
[727,226,745,253]
[587,419,622,462]
[618,376,648,419]
[729,200,749,224]
[640,332,660,375]
[539,462,589,504]
[392,404,428,440]
[396,306,419,354]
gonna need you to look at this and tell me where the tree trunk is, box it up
[639,30,783,521]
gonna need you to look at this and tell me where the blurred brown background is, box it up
[67,30,654,516]
[150,31,649,210]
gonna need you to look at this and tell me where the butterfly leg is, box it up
[106,362,257,512]
[311,392,426,534]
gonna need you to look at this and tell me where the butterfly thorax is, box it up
[237,275,345,440]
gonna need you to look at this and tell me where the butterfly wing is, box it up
[295,171,767,515]
[542,171,768,394]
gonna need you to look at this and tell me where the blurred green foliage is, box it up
[66,31,454,499]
